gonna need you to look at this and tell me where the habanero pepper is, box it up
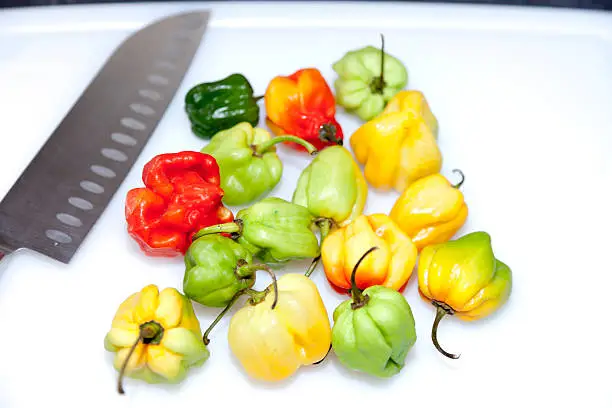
[104,284,209,394]
[321,214,418,294]
[264,68,344,152]
[201,122,317,206]
[184,73,262,139]
[389,169,468,251]
[418,231,512,359]
[350,90,442,192]
[331,247,417,378]
[332,34,409,121]
[182,234,276,308]
[125,151,234,257]
[192,197,320,265]
[202,271,332,382]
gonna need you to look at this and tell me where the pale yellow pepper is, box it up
[104,284,209,394]
[227,273,332,382]
[390,170,468,251]
[350,90,442,192]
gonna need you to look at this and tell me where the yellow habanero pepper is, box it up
[202,272,332,382]
[321,213,418,293]
[104,284,209,394]
[381,90,439,137]
[418,231,512,359]
[389,170,468,251]
[350,90,442,192]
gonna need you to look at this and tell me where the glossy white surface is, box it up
[0,2,611,407]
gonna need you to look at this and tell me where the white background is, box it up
[0,2,611,407]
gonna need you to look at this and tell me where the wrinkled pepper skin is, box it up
[292,145,367,228]
[389,171,468,251]
[332,35,408,121]
[264,68,344,152]
[332,285,417,378]
[228,273,332,382]
[183,234,255,308]
[321,214,417,293]
[125,151,234,257]
[350,92,442,192]
[185,73,262,139]
[201,122,317,206]
[418,231,512,359]
[104,284,209,391]
[194,197,320,264]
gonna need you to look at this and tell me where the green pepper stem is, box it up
[305,218,334,278]
[192,220,243,241]
[202,289,247,345]
[431,301,460,359]
[258,264,279,309]
[254,135,318,156]
[237,263,279,309]
[253,95,264,102]
[117,321,163,395]
[370,33,386,94]
[349,246,379,310]
[451,169,465,189]
[202,264,278,345]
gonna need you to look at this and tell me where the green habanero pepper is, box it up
[201,122,318,206]
[192,197,320,265]
[183,234,276,308]
[332,34,408,121]
[293,145,368,277]
[185,73,262,139]
[293,145,368,234]
[331,247,417,378]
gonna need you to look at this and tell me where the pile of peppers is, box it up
[107,34,514,394]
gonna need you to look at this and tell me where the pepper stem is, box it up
[202,289,247,345]
[370,33,386,94]
[253,95,264,102]
[192,220,243,241]
[238,263,278,310]
[202,263,278,345]
[451,169,465,189]
[254,135,318,156]
[117,321,163,395]
[431,301,460,359]
[318,123,342,146]
[350,246,379,310]
[305,218,334,278]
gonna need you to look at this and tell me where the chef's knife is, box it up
[0,10,210,264]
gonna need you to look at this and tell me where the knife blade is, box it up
[0,10,210,264]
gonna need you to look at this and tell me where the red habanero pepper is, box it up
[125,151,234,257]
[264,68,344,152]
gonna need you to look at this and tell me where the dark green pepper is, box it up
[184,73,262,139]
[192,197,320,265]
[183,234,271,308]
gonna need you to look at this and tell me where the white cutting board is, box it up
[0,2,611,407]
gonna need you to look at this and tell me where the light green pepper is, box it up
[332,34,408,121]
[201,122,317,206]
[331,247,417,377]
[192,197,320,265]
